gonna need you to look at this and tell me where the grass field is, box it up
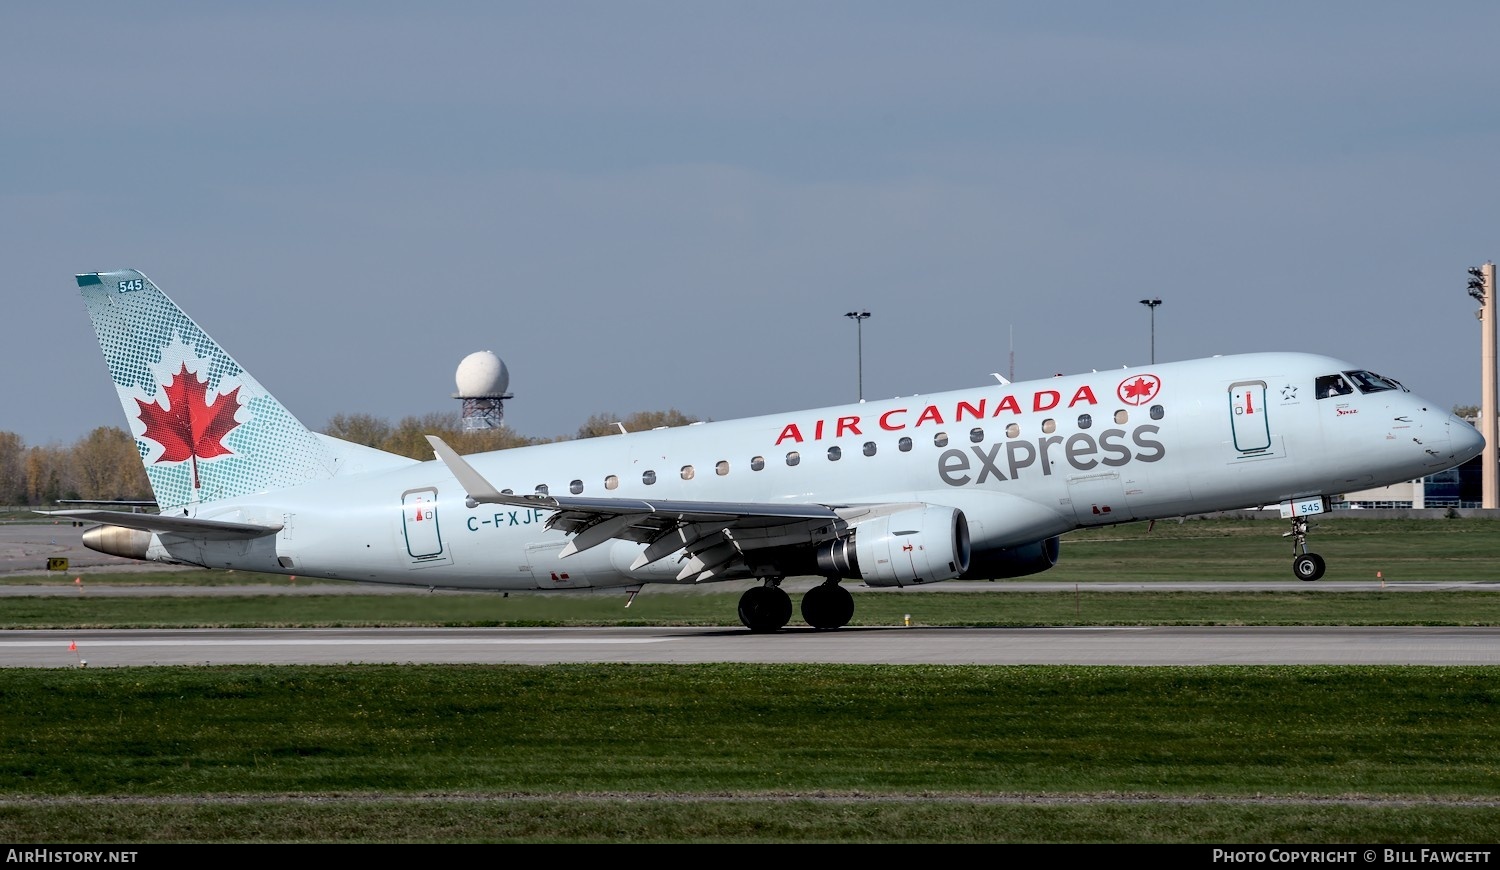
[3,664,1499,844]
[3,517,1499,844]
[6,589,1500,630]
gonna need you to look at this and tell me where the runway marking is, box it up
[0,637,675,648]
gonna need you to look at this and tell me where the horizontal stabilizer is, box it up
[39,509,283,540]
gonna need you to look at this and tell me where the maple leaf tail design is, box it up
[77,269,398,510]
[134,364,243,498]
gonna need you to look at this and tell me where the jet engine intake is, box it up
[816,505,970,587]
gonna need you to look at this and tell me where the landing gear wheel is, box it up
[738,584,793,633]
[800,582,855,630]
[1286,511,1328,582]
[1293,553,1326,582]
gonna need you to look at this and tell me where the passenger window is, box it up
[1041,418,1056,434]
[716,460,729,476]
[501,488,514,495]
[535,484,549,496]
[569,479,583,495]
[828,446,841,461]
[1005,423,1020,438]
[681,465,695,480]
[1077,414,1092,429]
[1150,404,1164,420]
[642,470,657,485]
[863,441,877,457]
[898,437,913,452]
[969,427,984,443]
[751,456,765,471]
[1114,410,1128,424]
[786,451,801,466]
[604,475,619,491]
[934,432,949,447]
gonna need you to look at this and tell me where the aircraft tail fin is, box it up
[75,269,410,511]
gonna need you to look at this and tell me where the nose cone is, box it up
[1449,415,1486,465]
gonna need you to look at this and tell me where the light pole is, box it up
[1139,298,1162,364]
[1468,264,1497,509]
[844,310,871,401]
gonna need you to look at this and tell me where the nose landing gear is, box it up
[1287,515,1326,581]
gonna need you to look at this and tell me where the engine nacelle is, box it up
[963,536,1061,579]
[816,505,970,587]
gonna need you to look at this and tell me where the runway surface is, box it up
[1,517,172,576]
[7,625,1500,668]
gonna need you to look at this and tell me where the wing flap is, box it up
[559,513,641,557]
[675,536,742,581]
[426,435,845,579]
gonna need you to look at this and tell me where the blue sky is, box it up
[5,2,1498,446]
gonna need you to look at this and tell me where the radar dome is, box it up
[454,350,510,398]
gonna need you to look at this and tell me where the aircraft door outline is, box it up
[401,487,452,567]
[1228,380,1272,454]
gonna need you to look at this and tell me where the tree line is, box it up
[0,408,699,507]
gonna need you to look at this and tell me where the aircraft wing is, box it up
[426,435,859,580]
[38,510,284,540]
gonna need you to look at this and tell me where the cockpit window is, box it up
[1344,370,1404,394]
[1316,374,1354,399]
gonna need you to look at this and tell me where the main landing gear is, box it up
[1287,515,1326,582]
[736,578,855,632]
[737,581,792,633]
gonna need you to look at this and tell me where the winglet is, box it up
[425,435,510,508]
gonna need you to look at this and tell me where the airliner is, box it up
[51,270,1485,632]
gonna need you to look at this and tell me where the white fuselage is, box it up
[148,352,1478,591]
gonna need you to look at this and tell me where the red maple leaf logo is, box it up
[1116,374,1161,406]
[136,363,243,488]
[1123,378,1155,399]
